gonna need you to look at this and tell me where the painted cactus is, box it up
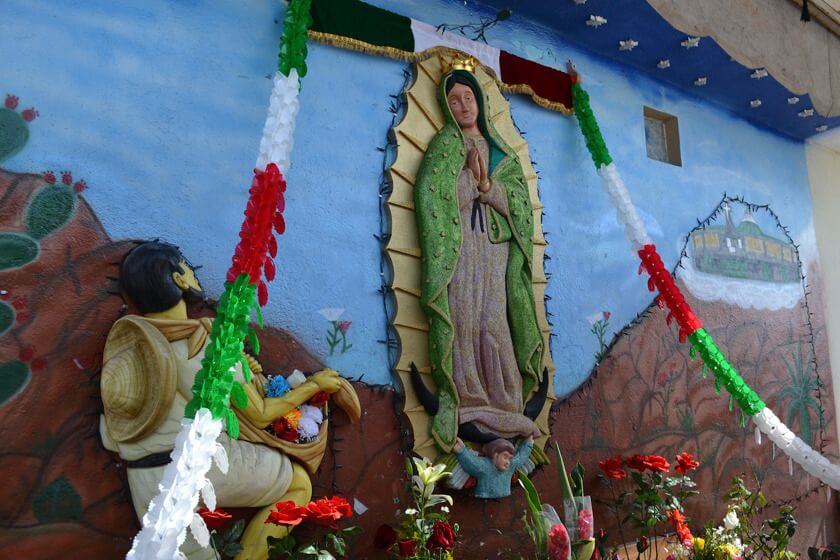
[0,94,37,163]
[25,171,78,240]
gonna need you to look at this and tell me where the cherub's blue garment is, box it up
[453,440,533,498]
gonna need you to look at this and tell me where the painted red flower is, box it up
[21,108,38,122]
[578,509,594,540]
[427,520,455,551]
[337,320,352,333]
[305,496,352,528]
[603,311,611,320]
[309,391,329,407]
[19,346,35,362]
[643,454,670,473]
[626,454,647,471]
[197,507,233,530]
[397,539,417,558]
[548,523,570,560]
[73,180,87,193]
[598,456,626,480]
[675,452,699,474]
[11,297,27,310]
[264,500,307,526]
[42,171,56,184]
[5,94,19,109]
[373,524,397,550]
[61,171,72,185]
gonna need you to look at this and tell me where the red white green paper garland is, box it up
[572,77,840,492]
[125,2,311,558]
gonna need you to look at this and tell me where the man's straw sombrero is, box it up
[101,316,177,443]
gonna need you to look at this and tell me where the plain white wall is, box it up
[806,128,840,448]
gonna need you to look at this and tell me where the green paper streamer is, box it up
[688,329,765,416]
[572,83,613,169]
[185,274,258,438]
[279,0,313,77]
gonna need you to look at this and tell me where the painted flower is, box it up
[427,520,455,551]
[548,523,570,560]
[722,509,739,530]
[675,452,700,474]
[305,496,352,528]
[197,507,233,531]
[21,108,38,122]
[337,320,352,333]
[5,94,19,109]
[42,171,56,184]
[265,500,307,526]
[61,171,72,185]
[603,311,611,320]
[72,180,87,193]
[373,524,397,550]
[309,391,329,407]
[578,509,594,540]
[598,456,626,480]
[398,539,417,557]
[18,346,35,362]
[586,311,609,325]
[265,374,291,397]
[318,308,345,322]
[11,297,27,310]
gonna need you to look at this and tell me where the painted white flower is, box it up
[318,308,345,322]
[723,510,739,530]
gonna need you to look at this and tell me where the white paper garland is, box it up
[593,159,840,491]
[255,69,301,174]
[126,409,228,559]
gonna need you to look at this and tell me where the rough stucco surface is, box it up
[647,0,840,116]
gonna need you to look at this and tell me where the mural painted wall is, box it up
[0,0,836,557]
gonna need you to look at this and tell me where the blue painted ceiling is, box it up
[472,0,839,140]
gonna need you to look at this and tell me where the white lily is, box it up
[413,456,450,487]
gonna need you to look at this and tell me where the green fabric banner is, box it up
[310,0,414,52]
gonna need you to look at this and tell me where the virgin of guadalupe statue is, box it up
[412,56,545,452]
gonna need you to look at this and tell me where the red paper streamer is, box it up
[227,163,287,305]
[637,244,702,342]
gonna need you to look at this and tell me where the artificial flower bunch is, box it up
[596,451,700,560]
[374,457,458,559]
[265,495,361,559]
[263,370,328,443]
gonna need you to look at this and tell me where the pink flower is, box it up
[548,524,570,560]
[61,171,72,185]
[5,94,19,109]
[603,311,611,320]
[578,509,594,540]
[43,171,56,184]
[73,180,87,193]
[21,108,38,122]
[337,320,351,333]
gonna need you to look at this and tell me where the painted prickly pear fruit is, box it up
[0,232,39,270]
[24,183,77,240]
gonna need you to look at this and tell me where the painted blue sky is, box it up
[0,0,816,395]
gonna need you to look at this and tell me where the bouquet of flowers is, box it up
[264,370,328,443]
[265,495,361,559]
[374,457,458,559]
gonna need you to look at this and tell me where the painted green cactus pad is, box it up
[0,301,13,336]
[33,476,82,523]
[0,108,29,163]
[0,360,30,406]
[25,184,77,240]
[0,232,40,270]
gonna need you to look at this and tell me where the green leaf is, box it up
[225,519,246,542]
[230,382,249,409]
[328,533,346,556]
[518,474,542,515]
[224,543,244,557]
[341,526,362,537]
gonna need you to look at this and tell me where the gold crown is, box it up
[440,54,477,74]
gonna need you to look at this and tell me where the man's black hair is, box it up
[119,241,191,313]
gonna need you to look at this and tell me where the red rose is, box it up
[309,391,329,407]
[427,520,455,551]
[305,496,352,528]
[637,536,649,552]
[373,524,397,550]
[598,456,626,480]
[197,507,233,531]
[398,539,417,558]
[264,500,307,526]
[643,454,670,473]
[667,510,693,547]
[626,454,647,471]
[675,452,699,474]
